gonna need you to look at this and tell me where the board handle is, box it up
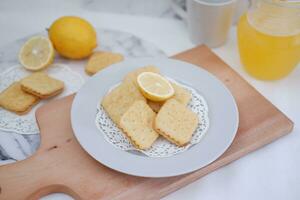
[0,156,81,200]
[27,184,79,200]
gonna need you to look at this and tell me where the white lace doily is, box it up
[95,80,209,158]
[0,64,84,134]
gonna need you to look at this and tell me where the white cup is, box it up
[172,0,238,48]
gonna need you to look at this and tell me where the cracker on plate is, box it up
[101,81,146,126]
[147,83,191,112]
[0,82,40,115]
[154,99,198,146]
[123,66,160,86]
[120,100,159,150]
[85,51,124,75]
[20,72,64,99]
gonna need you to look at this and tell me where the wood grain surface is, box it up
[0,45,293,200]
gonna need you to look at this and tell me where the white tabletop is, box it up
[1,1,299,199]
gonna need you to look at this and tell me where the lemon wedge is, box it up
[137,72,175,102]
[19,36,54,71]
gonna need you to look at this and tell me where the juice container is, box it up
[237,0,300,80]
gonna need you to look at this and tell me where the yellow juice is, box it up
[237,14,300,80]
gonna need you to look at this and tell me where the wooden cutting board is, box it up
[0,45,293,200]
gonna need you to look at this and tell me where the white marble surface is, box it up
[0,28,165,164]
[84,0,179,18]
[0,0,300,200]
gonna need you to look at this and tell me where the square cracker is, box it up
[147,83,191,113]
[123,66,160,86]
[0,82,40,115]
[101,81,146,126]
[85,51,124,75]
[120,100,159,150]
[154,99,198,146]
[20,72,64,99]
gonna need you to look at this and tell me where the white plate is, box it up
[71,58,239,177]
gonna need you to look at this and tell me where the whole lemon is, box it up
[48,16,97,59]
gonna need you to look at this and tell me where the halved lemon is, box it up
[137,72,175,102]
[19,36,54,71]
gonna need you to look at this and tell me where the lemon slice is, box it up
[137,72,175,102]
[19,36,54,71]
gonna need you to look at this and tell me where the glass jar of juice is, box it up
[237,0,300,80]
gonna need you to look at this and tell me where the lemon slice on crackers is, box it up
[19,36,54,71]
[137,72,174,102]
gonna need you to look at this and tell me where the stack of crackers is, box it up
[0,72,64,115]
[101,66,199,150]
